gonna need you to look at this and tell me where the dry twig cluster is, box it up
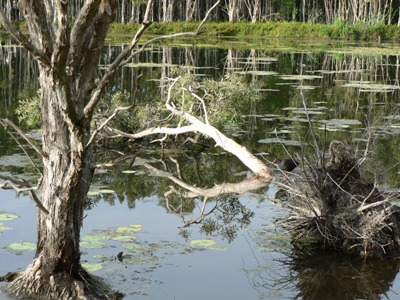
[276,140,400,258]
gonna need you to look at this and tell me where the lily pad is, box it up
[113,235,137,242]
[116,224,143,234]
[82,262,105,272]
[0,222,12,231]
[190,239,217,248]
[80,239,106,249]
[280,74,323,81]
[6,241,36,251]
[342,82,400,92]
[208,245,229,251]
[121,243,142,250]
[0,212,18,221]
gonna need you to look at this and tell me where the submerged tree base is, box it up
[277,140,400,259]
[5,261,123,300]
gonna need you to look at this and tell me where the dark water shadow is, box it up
[249,251,400,300]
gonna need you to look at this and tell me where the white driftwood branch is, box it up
[164,77,272,179]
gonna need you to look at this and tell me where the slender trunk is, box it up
[7,67,95,298]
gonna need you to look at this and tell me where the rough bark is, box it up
[0,1,222,298]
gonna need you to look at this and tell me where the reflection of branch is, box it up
[0,118,45,158]
[0,175,49,215]
[86,105,132,148]
[144,162,269,198]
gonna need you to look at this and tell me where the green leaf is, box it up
[116,224,143,233]
[121,243,142,250]
[80,240,106,249]
[113,235,137,242]
[6,241,36,251]
[190,239,217,248]
[0,212,18,221]
[82,262,104,272]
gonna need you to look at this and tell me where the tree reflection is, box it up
[90,149,269,242]
[143,158,267,242]
[247,250,400,300]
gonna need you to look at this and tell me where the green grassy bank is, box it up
[109,20,400,42]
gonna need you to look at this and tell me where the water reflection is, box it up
[1,39,400,299]
[248,251,400,300]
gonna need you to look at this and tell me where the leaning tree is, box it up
[0,0,231,298]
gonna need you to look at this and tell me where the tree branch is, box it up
[86,105,133,148]
[0,5,50,65]
[144,162,269,198]
[84,0,221,121]
[0,175,49,215]
[0,119,45,158]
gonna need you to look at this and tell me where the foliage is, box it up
[106,21,400,42]
[170,72,258,128]
[15,91,41,128]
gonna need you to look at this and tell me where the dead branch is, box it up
[0,6,50,64]
[84,0,222,121]
[86,105,132,148]
[0,118,45,158]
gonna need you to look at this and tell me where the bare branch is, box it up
[0,6,50,64]
[84,0,221,121]
[0,119,45,158]
[86,105,133,148]
[107,125,199,140]
[144,162,269,198]
[0,175,49,215]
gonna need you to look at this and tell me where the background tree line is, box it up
[2,0,400,25]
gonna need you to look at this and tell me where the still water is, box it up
[1,39,400,299]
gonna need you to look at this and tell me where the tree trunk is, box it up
[6,59,99,300]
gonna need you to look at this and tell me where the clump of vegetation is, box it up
[106,21,400,42]
[15,91,41,128]
[277,140,400,259]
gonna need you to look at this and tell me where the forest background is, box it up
[2,0,400,41]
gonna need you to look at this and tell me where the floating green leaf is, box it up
[121,243,142,250]
[116,224,143,234]
[81,235,109,241]
[80,239,106,249]
[0,222,12,231]
[0,212,18,221]
[113,235,137,242]
[6,241,36,251]
[82,262,104,272]
[190,239,217,248]
[208,245,229,251]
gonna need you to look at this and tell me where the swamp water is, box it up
[1,39,400,299]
